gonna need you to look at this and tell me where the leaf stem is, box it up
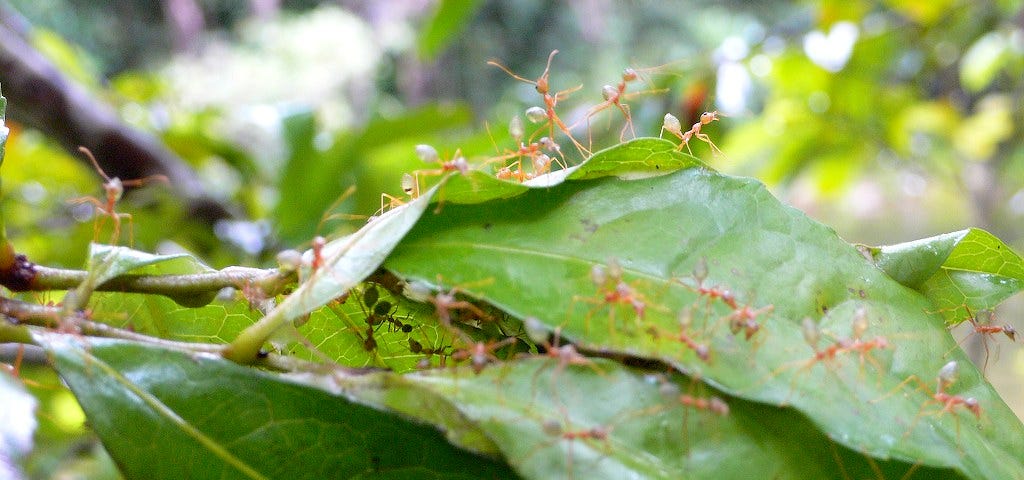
[28,265,294,306]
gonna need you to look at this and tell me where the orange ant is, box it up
[726,301,773,341]
[451,337,518,374]
[576,67,667,143]
[676,394,730,416]
[649,306,710,362]
[678,258,738,310]
[774,313,890,403]
[571,260,648,338]
[873,361,982,445]
[947,306,1016,373]
[489,50,590,161]
[523,418,613,479]
[661,111,725,156]
[68,146,169,245]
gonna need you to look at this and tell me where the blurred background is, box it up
[1,0,1022,477]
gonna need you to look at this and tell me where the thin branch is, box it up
[22,265,295,302]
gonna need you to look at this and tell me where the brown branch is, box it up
[0,12,236,224]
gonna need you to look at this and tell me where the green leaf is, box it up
[566,138,705,180]
[384,168,1024,479]
[79,244,217,308]
[392,359,954,480]
[866,228,1024,323]
[417,0,482,60]
[226,189,436,363]
[36,335,515,480]
[960,32,1010,93]
[90,292,258,345]
[85,243,214,286]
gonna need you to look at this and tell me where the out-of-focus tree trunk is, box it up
[0,10,235,224]
[162,0,205,54]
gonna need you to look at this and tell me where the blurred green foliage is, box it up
[2,0,1024,477]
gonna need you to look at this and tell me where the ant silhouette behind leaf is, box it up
[68,146,169,245]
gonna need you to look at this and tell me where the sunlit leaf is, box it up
[388,359,955,480]
[865,228,1024,323]
[385,165,1024,479]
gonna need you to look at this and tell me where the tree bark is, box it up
[0,15,235,224]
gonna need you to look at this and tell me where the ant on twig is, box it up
[68,146,169,245]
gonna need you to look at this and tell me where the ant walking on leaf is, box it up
[661,111,726,156]
[944,306,1016,374]
[872,360,983,448]
[773,310,891,404]
[575,65,668,145]
[489,50,591,162]
[486,116,557,183]
[571,259,650,340]
[68,146,169,246]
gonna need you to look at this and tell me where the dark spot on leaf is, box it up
[483,223,493,230]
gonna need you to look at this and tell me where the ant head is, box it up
[1003,325,1017,341]
[622,68,638,82]
[964,397,982,417]
[535,49,559,95]
[700,111,724,124]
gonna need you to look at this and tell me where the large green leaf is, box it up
[36,335,515,480]
[383,165,1024,479]
[385,359,953,480]
[225,187,435,363]
[864,229,1024,323]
